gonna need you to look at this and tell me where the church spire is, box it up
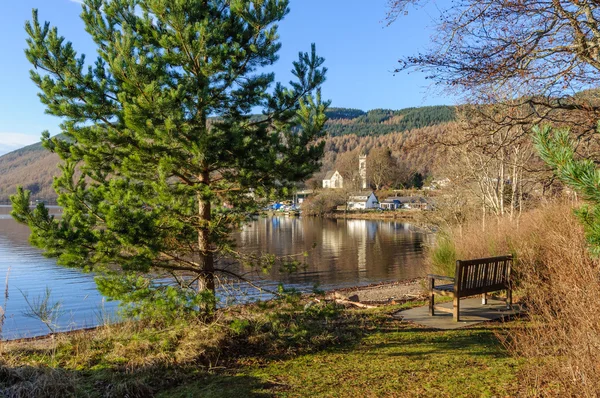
[359,154,367,189]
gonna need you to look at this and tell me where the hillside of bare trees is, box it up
[310,123,453,189]
[0,141,59,203]
[0,107,454,202]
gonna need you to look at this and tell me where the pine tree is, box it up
[534,125,600,256]
[11,0,329,314]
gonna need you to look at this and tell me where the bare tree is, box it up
[387,0,600,136]
[335,149,362,190]
[430,106,539,228]
[367,147,397,190]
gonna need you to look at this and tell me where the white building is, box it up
[359,154,367,189]
[322,170,344,189]
[347,191,379,210]
[425,178,451,190]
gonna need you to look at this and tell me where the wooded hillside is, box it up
[324,106,454,136]
[0,141,59,203]
[0,106,454,201]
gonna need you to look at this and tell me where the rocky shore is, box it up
[327,278,426,305]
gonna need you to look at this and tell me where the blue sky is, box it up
[0,0,449,155]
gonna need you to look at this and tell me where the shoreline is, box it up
[262,210,423,221]
[5,205,422,222]
[323,210,421,220]
[328,278,426,305]
[2,278,427,344]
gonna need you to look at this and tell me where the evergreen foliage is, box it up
[325,108,365,120]
[10,0,329,312]
[409,172,424,189]
[324,105,455,137]
[534,125,600,256]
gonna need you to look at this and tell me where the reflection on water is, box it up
[0,209,428,339]
[235,217,428,289]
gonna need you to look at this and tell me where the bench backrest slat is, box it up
[455,255,512,297]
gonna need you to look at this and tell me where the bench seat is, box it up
[433,283,454,293]
[429,255,513,322]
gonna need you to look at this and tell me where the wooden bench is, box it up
[428,255,513,322]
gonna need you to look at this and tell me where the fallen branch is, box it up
[334,299,377,309]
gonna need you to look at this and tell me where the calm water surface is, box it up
[0,207,428,339]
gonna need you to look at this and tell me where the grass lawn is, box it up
[1,301,522,398]
[162,304,522,398]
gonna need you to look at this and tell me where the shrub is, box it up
[301,190,346,216]
[428,233,457,276]
[431,202,600,396]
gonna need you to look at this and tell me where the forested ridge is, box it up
[324,105,454,136]
[0,106,454,201]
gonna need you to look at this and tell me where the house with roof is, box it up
[380,197,402,210]
[397,196,431,210]
[322,170,343,189]
[380,196,432,210]
[347,191,379,210]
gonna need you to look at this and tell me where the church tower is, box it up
[359,154,367,189]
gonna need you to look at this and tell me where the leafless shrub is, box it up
[0,364,78,398]
[431,201,600,396]
[301,189,347,216]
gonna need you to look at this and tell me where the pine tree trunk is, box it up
[197,173,215,296]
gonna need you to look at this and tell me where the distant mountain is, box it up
[0,140,59,203]
[324,106,455,136]
[0,106,455,202]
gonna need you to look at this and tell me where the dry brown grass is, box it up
[0,315,234,397]
[0,296,367,397]
[431,201,600,397]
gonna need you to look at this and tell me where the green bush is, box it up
[429,234,457,276]
[229,319,252,336]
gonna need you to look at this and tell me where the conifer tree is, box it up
[11,0,329,313]
[534,125,600,256]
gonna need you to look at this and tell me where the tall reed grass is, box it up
[428,201,600,396]
[0,267,10,342]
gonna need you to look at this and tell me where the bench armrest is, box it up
[427,274,455,282]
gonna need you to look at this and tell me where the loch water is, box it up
[0,207,428,339]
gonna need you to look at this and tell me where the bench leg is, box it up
[481,292,487,305]
[429,278,435,316]
[507,288,512,310]
[453,296,460,322]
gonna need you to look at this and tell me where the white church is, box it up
[322,170,343,188]
[322,154,369,190]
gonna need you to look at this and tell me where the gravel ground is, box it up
[329,279,427,304]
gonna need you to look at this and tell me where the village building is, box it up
[347,191,379,210]
[380,196,432,210]
[399,196,431,210]
[294,189,313,205]
[380,197,402,210]
[322,170,344,189]
[359,154,367,189]
[323,153,368,190]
